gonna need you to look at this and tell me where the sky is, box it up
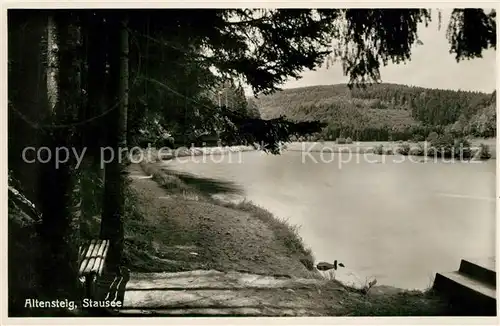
[249,9,496,95]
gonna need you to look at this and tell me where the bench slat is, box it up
[81,239,97,261]
[83,240,110,275]
[78,239,112,301]
[88,240,109,274]
[83,241,104,275]
[81,240,99,274]
[78,239,98,275]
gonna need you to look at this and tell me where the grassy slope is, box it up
[123,162,317,278]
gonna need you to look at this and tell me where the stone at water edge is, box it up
[332,268,376,291]
[316,261,374,291]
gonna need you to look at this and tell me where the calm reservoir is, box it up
[163,147,496,289]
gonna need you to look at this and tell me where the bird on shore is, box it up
[316,260,345,271]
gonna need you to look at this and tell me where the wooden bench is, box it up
[78,239,110,299]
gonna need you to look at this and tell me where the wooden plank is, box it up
[89,240,108,273]
[81,240,96,260]
[86,240,102,273]
[79,240,97,275]
[79,240,94,261]
[83,241,102,274]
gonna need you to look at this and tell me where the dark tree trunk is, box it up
[8,10,49,206]
[8,10,50,311]
[101,12,128,269]
[77,11,109,230]
[38,10,82,300]
[84,11,108,162]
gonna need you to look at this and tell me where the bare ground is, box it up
[125,163,316,279]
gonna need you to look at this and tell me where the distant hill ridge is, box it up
[253,83,495,141]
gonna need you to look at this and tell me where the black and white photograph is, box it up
[5,5,497,318]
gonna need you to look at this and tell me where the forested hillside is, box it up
[255,83,496,141]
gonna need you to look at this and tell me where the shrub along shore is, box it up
[286,139,495,160]
[372,140,494,160]
[135,137,495,161]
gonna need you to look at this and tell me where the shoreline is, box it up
[285,141,496,159]
[130,151,414,289]
[130,142,494,292]
[119,161,456,316]
[129,159,393,291]
[135,139,496,163]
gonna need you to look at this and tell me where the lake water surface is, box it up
[164,147,496,289]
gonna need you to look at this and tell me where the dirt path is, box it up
[114,268,448,317]
[126,163,315,278]
[119,269,349,316]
